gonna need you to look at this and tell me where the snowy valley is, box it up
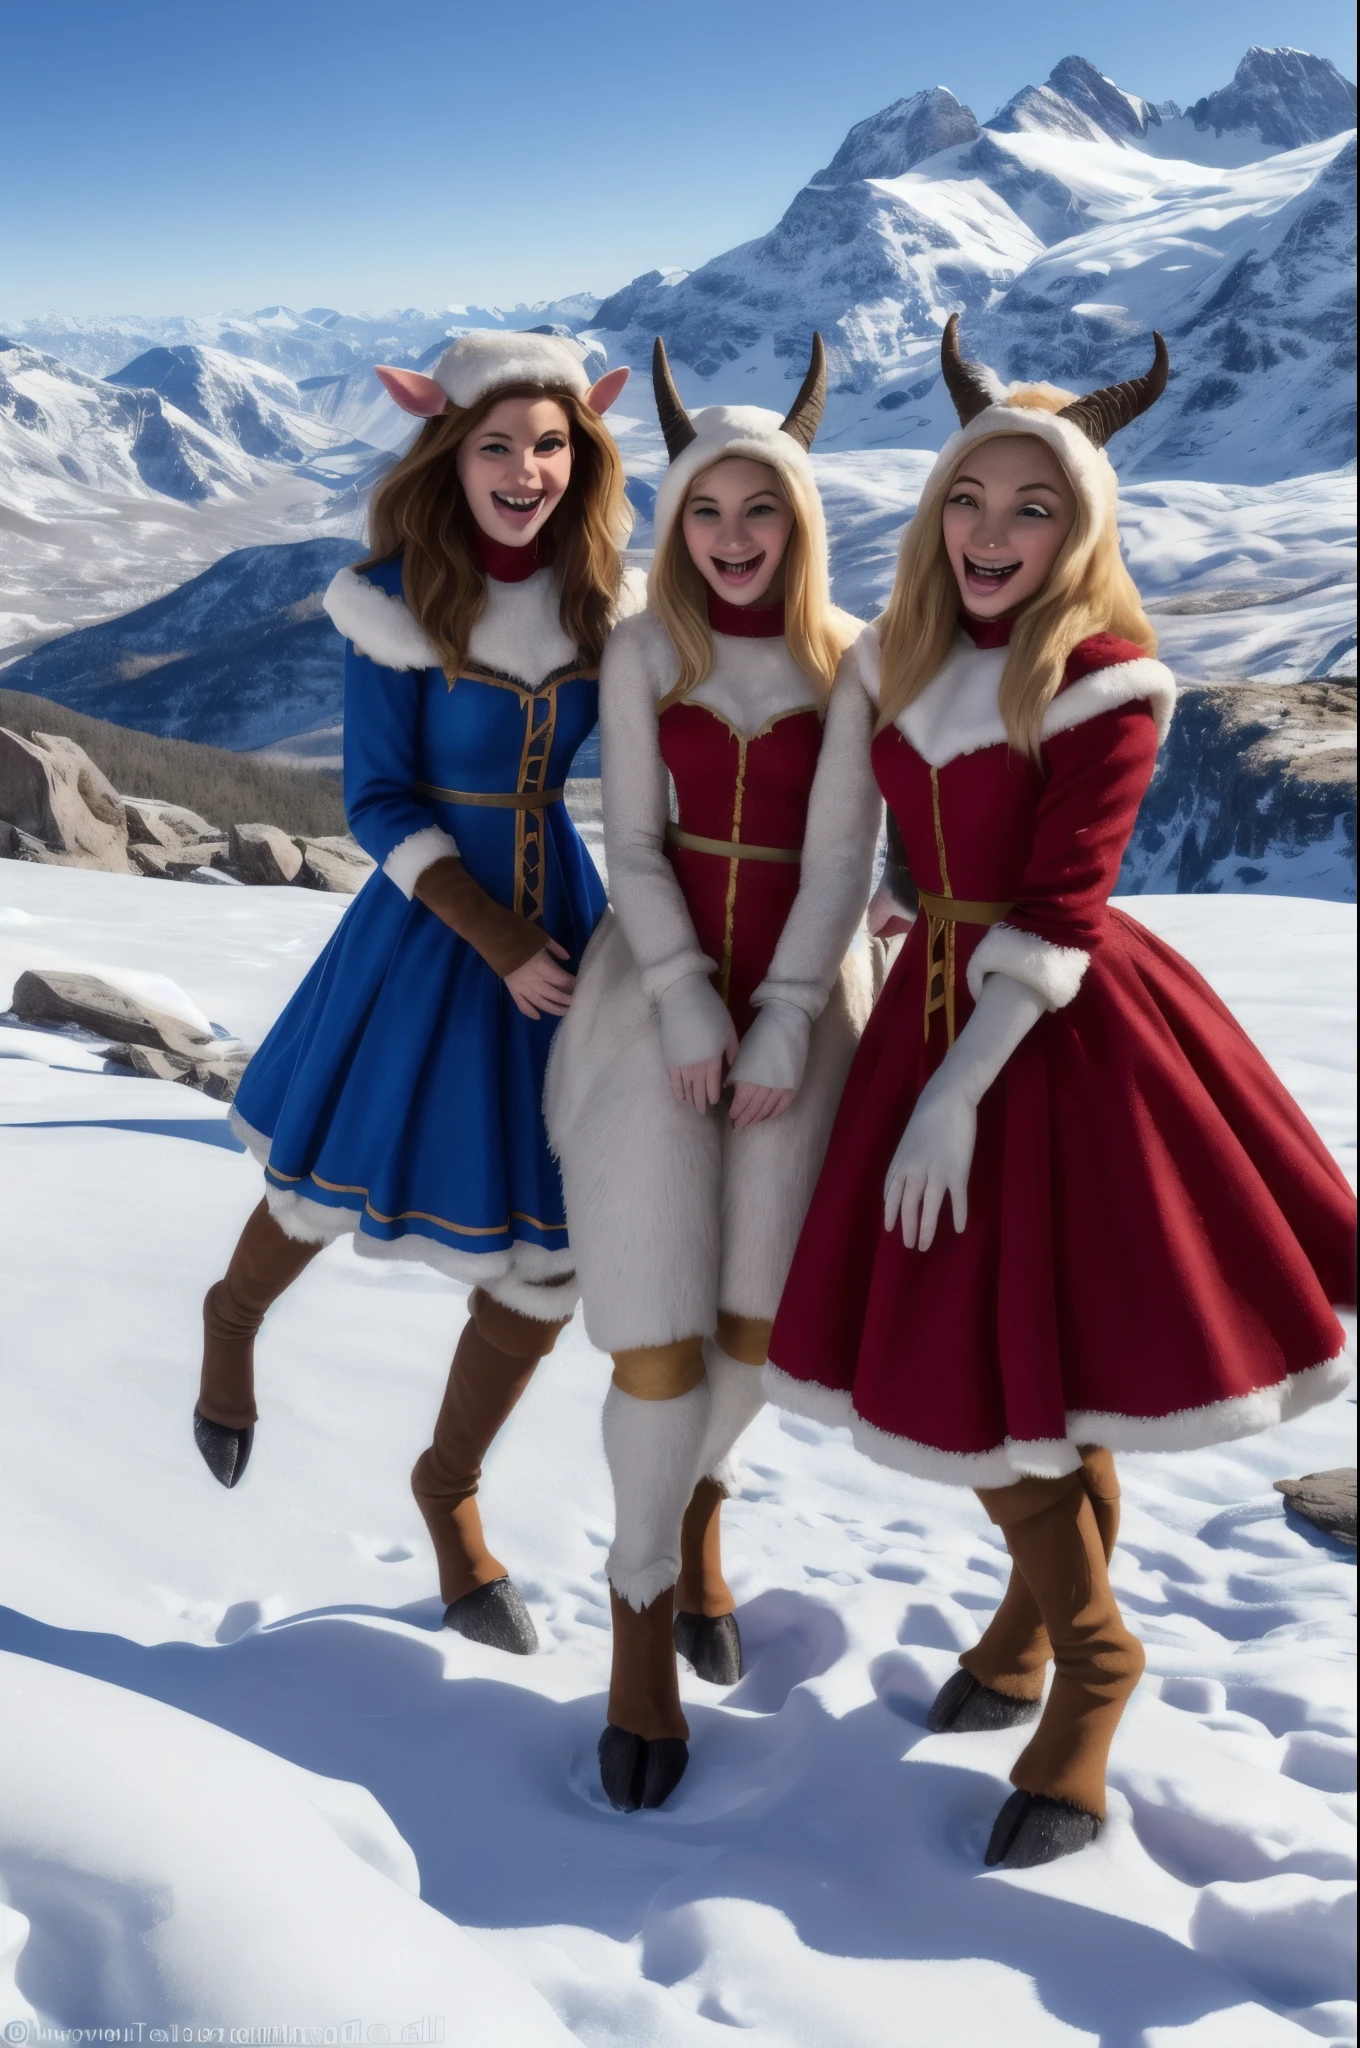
[0,864,1355,2040]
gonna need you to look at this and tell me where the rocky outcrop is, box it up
[227,821,304,885]
[7,968,251,1100]
[1121,683,1357,896]
[0,727,130,871]
[123,798,220,851]
[9,969,219,1062]
[128,842,227,879]
[111,1042,251,1101]
[295,834,375,894]
[1275,1469,1357,1546]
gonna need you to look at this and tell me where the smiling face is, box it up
[455,395,574,547]
[941,432,1078,617]
[680,457,796,607]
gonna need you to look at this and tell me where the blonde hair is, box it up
[649,458,857,701]
[359,383,630,674]
[877,391,1156,761]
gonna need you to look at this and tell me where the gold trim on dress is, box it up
[719,736,749,1006]
[416,782,566,809]
[264,1163,568,1236]
[919,771,1013,1047]
[664,822,801,865]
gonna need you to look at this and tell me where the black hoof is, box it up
[443,1578,539,1655]
[597,1724,689,1812]
[674,1609,743,1686]
[984,1789,1101,1869]
[193,1407,253,1489]
[928,1668,1042,1734]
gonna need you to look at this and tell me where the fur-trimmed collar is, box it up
[324,560,647,683]
[853,627,1175,767]
[324,563,579,687]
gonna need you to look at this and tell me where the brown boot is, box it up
[600,1585,690,1810]
[411,1288,565,1653]
[674,1477,743,1686]
[195,1200,324,1487]
[977,1468,1144,1867]
[935,1447,1120,1731]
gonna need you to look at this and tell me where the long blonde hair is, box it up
[649,458,857,701]
[360,382,630,674]
[877,392,1156,761]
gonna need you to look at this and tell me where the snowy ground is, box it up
[0,865,1355,2044]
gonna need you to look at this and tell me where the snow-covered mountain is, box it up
[107,343,357,468]
[0,540,360,750]
[0,340,372,657]
[589,48,1357,482]
[3,295,603,384]
[0,337,269,504]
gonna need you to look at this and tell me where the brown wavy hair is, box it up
[359,383,631,674]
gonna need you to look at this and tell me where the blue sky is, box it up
[3,0,1355,316]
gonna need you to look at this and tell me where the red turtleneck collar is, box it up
[706,588,786,639]
[472,528,542,584]
[959,610,1014,649]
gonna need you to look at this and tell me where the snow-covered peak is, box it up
[1188,46,1357,152]
[989,56,1160,145]
[813,88,981,183]
[107,344,351,466]
[0,338,264,504]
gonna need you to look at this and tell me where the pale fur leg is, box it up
[696,1339,767,1492]
[604,1381,711,1611]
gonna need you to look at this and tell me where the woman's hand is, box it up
[669,1018,739,1113]
[505,938,576,1020]
[883,1082,976,1251]
[729,1081,795,1131]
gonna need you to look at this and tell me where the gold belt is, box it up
[417,782,565,809]
[916,889,1013,1047]
[665,822,802,865]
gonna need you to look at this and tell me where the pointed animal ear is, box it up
[586,366,630,414]
[374,366,449,417]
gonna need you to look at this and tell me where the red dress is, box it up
[767,632,1355,1484]
[659,698,824,1035]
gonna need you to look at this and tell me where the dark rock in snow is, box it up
[1119,683,1356,895]
[1274,1469,1357,1546]
[9,970,216,1061]
[229,822,304,885]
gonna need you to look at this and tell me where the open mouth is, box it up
[712,551,766,586]
[491,491,545,526]
[963,554,1021,594]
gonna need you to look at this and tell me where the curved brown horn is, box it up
[652,336,696,461]
[1059,332,1170,447]
[940,314,996,426]
[780,332,827,450]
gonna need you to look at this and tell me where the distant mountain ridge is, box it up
[588,46,1356,482]
[0,541,359,750]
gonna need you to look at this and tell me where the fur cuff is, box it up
[966,923,1089,1010]
[606,1557,682,1612]
[324,567,441,673]
[728,997,811,1092]
[384,825,460,899]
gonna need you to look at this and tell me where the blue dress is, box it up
[231,556,606,1272]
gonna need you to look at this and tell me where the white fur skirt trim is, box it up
[231,1108,578,1316]
[762,1353,1354,1488]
